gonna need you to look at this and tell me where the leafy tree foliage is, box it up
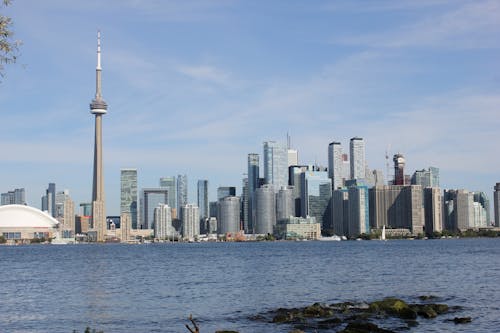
[1,0,20,78]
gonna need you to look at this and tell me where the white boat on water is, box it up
[380,225,386,241]
[318,235,342,241]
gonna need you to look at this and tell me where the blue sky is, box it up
[1,0,499,215]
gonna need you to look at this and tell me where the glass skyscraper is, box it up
[263,141,288,189]
[328,141,343,190]
[176,175,188,214]
[120,169,138,229]
[141,188,168,229]
[247,153,260,233]
[159,176,176,210]
[301,170,332,230]
[197,179,209,221]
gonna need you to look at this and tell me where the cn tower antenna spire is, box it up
[97,30,101,70]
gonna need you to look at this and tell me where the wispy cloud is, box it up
[176,64,232,85]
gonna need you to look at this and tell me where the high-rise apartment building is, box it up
[289,165,309,217]
[494,183,500,227]
[141,188,168,229]
[393,153,406,185]
[42,183,56,217]
[241,178,248,233]
[247,153,260,233]
[287,149,298,167]
[349,137,365,180]
[121,169,138,229]
[423,187,442,235]
[1,188,26,205]
[301,170,332,230]
[332,189,349,236]
[255,184,276,234]
[159,176,176,210]
[328,142,344,190]
[263,141,288,189]
[154,203,173,239]
[55,190,75,237]
[181,204,199,240]
[276,186,294,221]
[176,175,188,213]
[217,196,240,234]
[347,184,369,238]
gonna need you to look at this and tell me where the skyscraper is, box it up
[154,203,173,240]
[347,184,369,238]
[255,184,276,234]
[263,141,288,189]
[159,176,176,210]
[494,183,500,227]
[89,31,108,242]
[301,170,332,230]
[328,142,343,190]
[41,183,56,217]
[217,196,241,234]
[349,137,365,180]
[276,186,294,221]
[247,153,260,233]
[217,186,236,200]
[141,188,168,229]
[423,187,443,235]
[181,204,199,240]
[176,174,188,214]
[121,169,138,229]
[1,188,26,205]
[289,165,309,217]
[197,180,209,226]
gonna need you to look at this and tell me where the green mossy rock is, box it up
[340,321,396,333]
[303,303,334,318]
[369,298,417,319]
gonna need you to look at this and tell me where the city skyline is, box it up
[1,1,499,215]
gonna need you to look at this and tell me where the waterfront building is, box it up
[263,141,288,189]
[276,186,295,221]
[176,175,188,214]
[121,169,138,229]
[349,137,365,180]
[207,217,217,234]
[89,32,108,242]
[275,216,320,240]
[423,187,443,235]
[217,196,240,234]
[369,185,424,235]
[328,141,344,190]
[197,180,209,231]
[255,184,276,234]
[301,170,332,230]
[0,205,59,243]
[1,188,26,206]
[412,167,440,188]
[217,186,236,200]
[241,178,248,233]
[120,212,131,242]
[159,176,176,209]
[495,183,500,227]
[332,189,349,236]
[347,183,370,238]
[140,188,168,229]
[154,203,172,239]
[247,153,260,233]
[393,153,406,185]
[181,204,199,240]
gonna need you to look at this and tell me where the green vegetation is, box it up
[0,235,6,244]
[429,229,500,239]
[256,233,275,241]
[1,0,21,79]
[30,237,46,244]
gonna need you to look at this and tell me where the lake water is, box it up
[0,238,499,332]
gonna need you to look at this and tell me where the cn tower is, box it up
[90,31,107,242]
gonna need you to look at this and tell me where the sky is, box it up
[0,0,499,216]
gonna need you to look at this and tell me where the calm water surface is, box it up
[0,238,499,332]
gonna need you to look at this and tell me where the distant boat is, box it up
[380,225,386,241]
[319,235,342,241]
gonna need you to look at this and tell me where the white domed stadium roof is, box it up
[0,205,59,228]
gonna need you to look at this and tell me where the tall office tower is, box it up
[301,170,332,230]
[241,178,249,233]
[455,190,474,231]
[159,176,177,209]
[255,184,276,234]
[1,188,26,205]
[217,186,236,200]
[55,190,75,237]
[328,142,344,190]
[287,149,298,166]
[347,184,369,238]
[176,175,188,213]
[423,187,443,235]
[393,153,406,185]
[120,212,131,242]
[42,183,56,217]
[141,188,168,229]
[289,165,309,217]
[263,141,288,189]
[411,167,440,188]
[495,183,500,227]
[369,185,424,234]
[181,204,199,240]
[89,32,108,242]
[442,189,456,231]
[121,169,138,229]
[197,180,209,222]
[247,153,260,233]
[332,189,349,237]
[217,196,241,234]
[209,201,218,218]
[154,203,172,239]
[349,137,365,180]
[276,186,294,221]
